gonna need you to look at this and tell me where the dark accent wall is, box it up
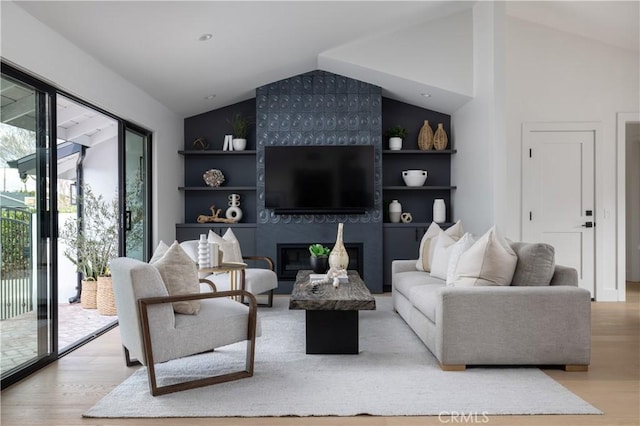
[255,70,384,292]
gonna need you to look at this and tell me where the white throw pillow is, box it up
[208,228,243,263]
[416,220,464,272]
[446,233,475,285]
[149,240,169,263]
[150,241,201,314]
[452,226,517,287]
[430,231,460,280]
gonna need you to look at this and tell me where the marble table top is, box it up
[289,270,376,311]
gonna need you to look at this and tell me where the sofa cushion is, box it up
[416,220,463,272]
[410,284,444,323]
[150,241,201,314]
[446,232,475,285]
[452,226,517,287]
[394,271,444,298]
[430,231,459,280]
[509,242,556,286]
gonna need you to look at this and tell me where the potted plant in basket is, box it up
[227,113,253,151]
[385,125,408,151]
[59,185,118,311]
[309,243,331,274]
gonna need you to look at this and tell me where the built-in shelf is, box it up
[383,222,455,228]
[383,186,457,190]
[178,150,256,155]
[382,149,456,154]
[179,186,257,191]
[176,223,256,228]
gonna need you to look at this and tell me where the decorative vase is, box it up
[389,137,402,150]
[418,120,434,151]
[329,223,349,270]
[225,193,243,222]
[433,199,446,223]
[198,234,210,268]
[310,256,329,274]
[433,123,448,151]
[232,138,247,151]
[389,199,402,223]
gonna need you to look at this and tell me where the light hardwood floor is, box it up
[2,284,639,426]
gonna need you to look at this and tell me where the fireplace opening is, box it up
[277,243,364,280]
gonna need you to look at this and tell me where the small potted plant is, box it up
[385,125,408,151]
[227,113,252,151]
[309,243,331,274]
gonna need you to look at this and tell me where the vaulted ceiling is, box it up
[11,1,640,119]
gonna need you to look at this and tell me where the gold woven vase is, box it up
[417,120,434,151]
[433,123,448,151]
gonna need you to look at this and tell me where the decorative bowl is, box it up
[203,169,225,187]
[402,170,427,187]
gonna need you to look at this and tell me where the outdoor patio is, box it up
[0,302,117,374]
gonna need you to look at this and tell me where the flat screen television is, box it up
[264,145,375,214]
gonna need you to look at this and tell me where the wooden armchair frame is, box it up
[134,287,257,396]
[242,255,276,307]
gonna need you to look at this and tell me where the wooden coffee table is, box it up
[289,270,375,354]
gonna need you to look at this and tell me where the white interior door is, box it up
[522,124,595,296]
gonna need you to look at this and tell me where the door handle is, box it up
[581,222,594,228]
[125,210,132,231]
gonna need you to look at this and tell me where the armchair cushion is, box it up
[208,228,243,263]
[150,241,201,314]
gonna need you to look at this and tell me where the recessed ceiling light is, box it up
[204,94,216,100]
[421,93,431,98]
[199,33,213,41]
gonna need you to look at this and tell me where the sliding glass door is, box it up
[122,126,151,261]
[0,71,55,384]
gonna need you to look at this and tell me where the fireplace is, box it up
[277,243,364,280]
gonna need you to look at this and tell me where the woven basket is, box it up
[434,123,448,151]
[80,280,97,309]
[97,276,117,316]
[417,120,434,151]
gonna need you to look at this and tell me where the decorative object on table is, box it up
[402,169,428,187]
[309,266,348,288]
[225,193,243,222]
[192,137,209,150]
[329,222,349,270]
[222,135,233,151]
[228,112,252,152]
[203,169,225,187]
[209,242,220,267]
[385,125,407,151]
[198,234,210,268]
[401,212,413,223]
[433,198,446,223]
[418,120,434,151]
[434,123,448,150]
[309,243,331,274]
[196,205,238,224]
[389,199,402,223]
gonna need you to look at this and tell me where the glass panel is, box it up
[0,74,51,378]
[124,128,148,261]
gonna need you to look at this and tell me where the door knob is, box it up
[581,222,594,228]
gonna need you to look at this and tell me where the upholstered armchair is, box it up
[110,257,259,396]
[180,240,278,307]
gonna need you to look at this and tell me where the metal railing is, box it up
[1,207,33,320]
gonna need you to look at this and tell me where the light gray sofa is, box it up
[391,242,592,371]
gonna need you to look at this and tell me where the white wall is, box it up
[451,1,506,237]
[627,123,640,282]
[1,1,183,248]
[504,17,640,300]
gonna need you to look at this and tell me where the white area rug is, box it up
[84,296,601,418]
